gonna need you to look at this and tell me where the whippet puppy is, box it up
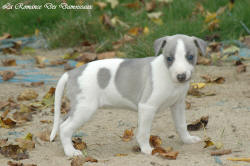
[50,34,207,157]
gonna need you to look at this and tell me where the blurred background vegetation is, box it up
[0,0,249,58]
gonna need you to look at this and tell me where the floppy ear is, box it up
[193,37,208,56]
[154,36,168,56]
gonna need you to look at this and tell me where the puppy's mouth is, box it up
[176,76,191,84]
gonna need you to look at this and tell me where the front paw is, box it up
[182,136,201,144]
[140,145,153,155]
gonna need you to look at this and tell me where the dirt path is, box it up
[0,49,250,166]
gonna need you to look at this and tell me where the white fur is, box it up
[50,39,201,157]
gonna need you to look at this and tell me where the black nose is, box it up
[177,73,186,82]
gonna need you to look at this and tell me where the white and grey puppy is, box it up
[50,34,207,157]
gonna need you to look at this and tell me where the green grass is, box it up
[0,0,249,58]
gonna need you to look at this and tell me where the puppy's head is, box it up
[154,34,207,84]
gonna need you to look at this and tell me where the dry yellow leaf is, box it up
[143,27,150,35]
[205,12,217,23]
[76,62,85,68]
[121,128,134,142]
[94,2,107,10]
[191,83,206,89]
[227,157,250,162]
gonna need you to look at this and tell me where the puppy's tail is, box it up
[50,73,69,142]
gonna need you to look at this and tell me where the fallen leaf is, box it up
[152,146,167,155]
[145,1,156,12]
[17,89,38,101]
[71,156,85,166]
[0,71,16,81]
[1,59,16,66]
[34,56,46,68]
[41,87,55,107]
[201,75,225,84]
[239,35,250,48]
[228,0,235,10]
[143,27,150,35]
[191,82,206,89]
[0,144,29,160]
[0,117,16,128]
[152,147,178,159]
[0,101,10,111]
[208,18,220,31]
[121,128,134,142]
[0,138,8,147]
[115,153,128,157]
[38,130,50,142]
[15,138,35,151]
[75,52,97,63]
[236,64,247,73]
[214,142,224,149]
[97,51,116,60]
[107,0,118,9]
[112,35,134,50]
[94,2,107,10]
[12,112,32,122]
[7,161,37,166]
[151,18,163,25]
[186,101,191,110]
[234,59,243,66]
[19,104,33,113]
[158,0,173,3]
[25,133,33,141]
[111,16,130,28]
[30,81,44,87]
[160,151,179,160]
[100,14,114,29]
[128,27,144,36]
[216,6,227,16]
[85,156,98,163]
[188,87,216,97]
[147,12,162,19]
[197,56,211,65]
[211,149,232,156]
[72,137,87,151]
[188,87,203,97]
[2,48,17,54]
[188,116,208,131]
[40,120,52,124]
[76,62,85,68]
[64,64,75,71]
[150,135,162,148]
[0,33,11,40]
[192,3,205,16]
[123,2,140,9]
[227,157,250,162]
[50,59,67,66]
[203,137,214,148]
[205,12,217,23]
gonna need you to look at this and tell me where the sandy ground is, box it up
[0,49,250,166]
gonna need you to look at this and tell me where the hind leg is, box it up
[60,101,97,157]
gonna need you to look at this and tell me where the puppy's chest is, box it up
[150,81,189,108]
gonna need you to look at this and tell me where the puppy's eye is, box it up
[187,54,194,61]
[167,56,174,62]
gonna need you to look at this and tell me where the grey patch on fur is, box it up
[115,57,154,104]
[66,64,88,114]
[161,35,200,67]
[154,36,168,56]
[193,37,208,56]
[97,67,111,89]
